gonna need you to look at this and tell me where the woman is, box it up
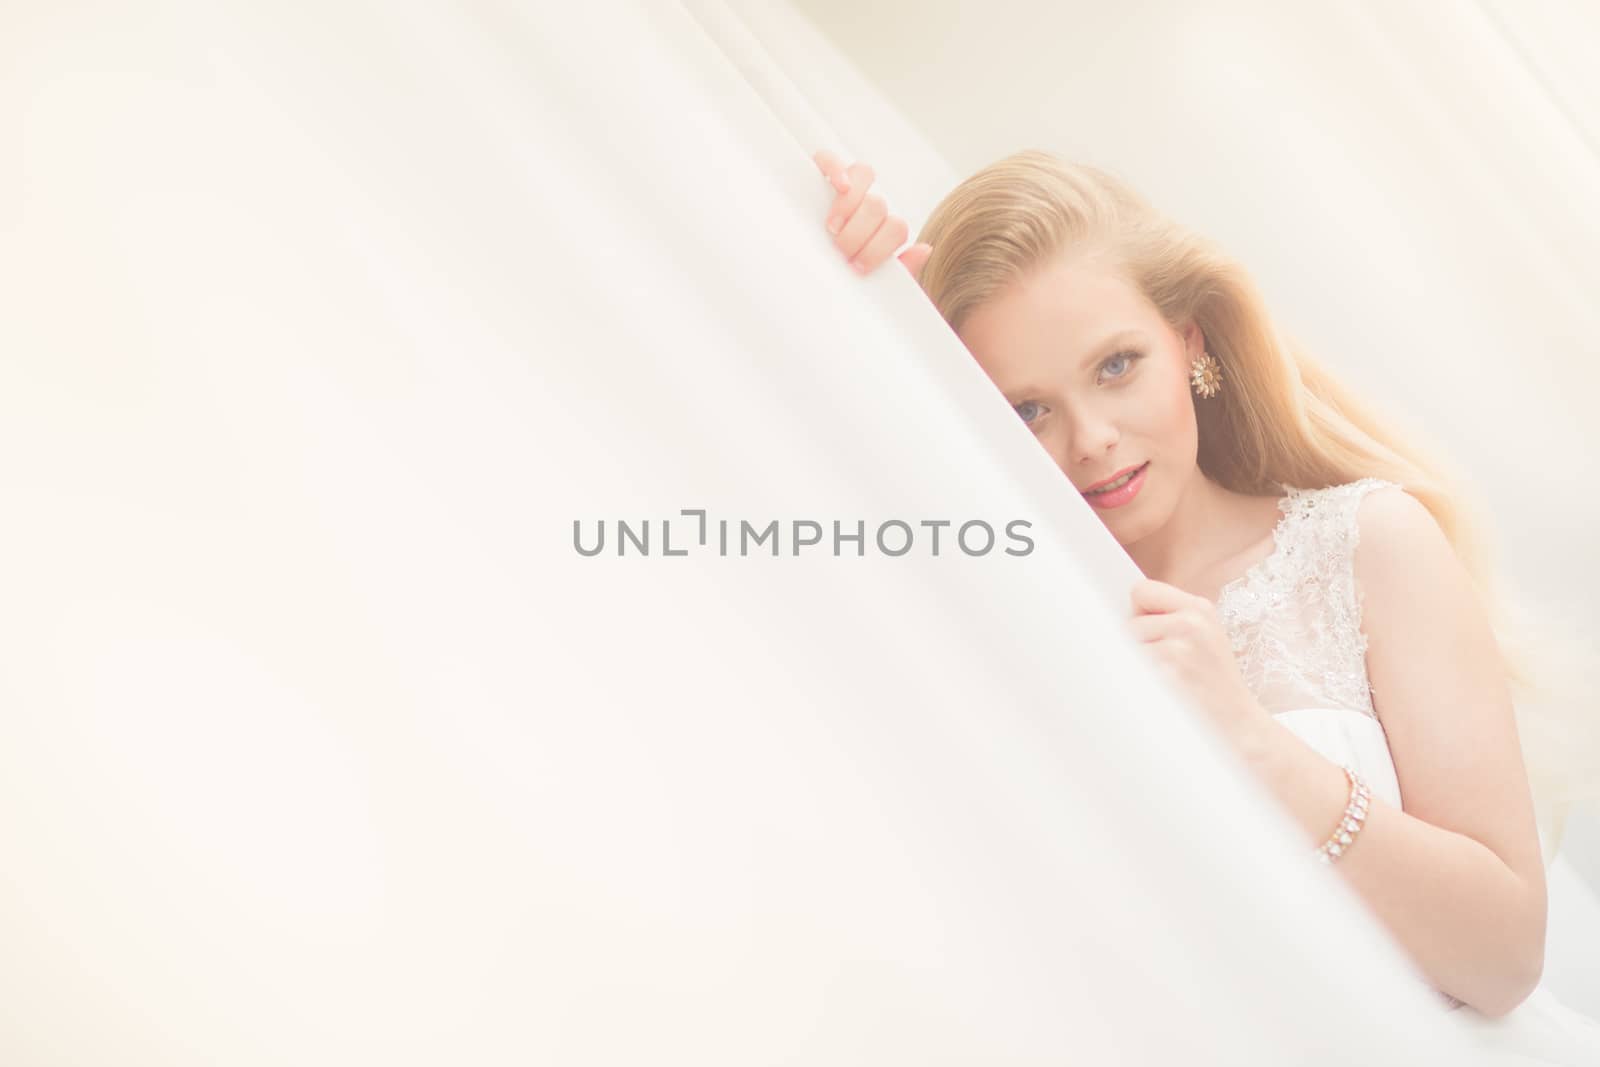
[812,147,1600,1058]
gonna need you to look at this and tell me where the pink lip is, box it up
[1083,463,1144,493]
[1083,462,1148,510]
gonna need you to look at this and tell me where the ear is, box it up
[1180,321,1205,357]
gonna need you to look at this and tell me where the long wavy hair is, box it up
[913,148,1600,849]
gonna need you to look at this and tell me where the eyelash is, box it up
[1012,349,1144,425]
[1098,349,1141,382]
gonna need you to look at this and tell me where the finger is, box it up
[834,190,888,260]
[1129,577,1196,615]
[824,161,875,235]
[812,149,851,193]
[898,241,933,281]
[1127,614,1184,643]
[846,215,910,274]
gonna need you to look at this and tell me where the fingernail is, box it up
[851,259,866,273]
[834,174,851,192]
[827,217,841,235]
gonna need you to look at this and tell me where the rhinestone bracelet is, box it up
[1315,765,1371,864]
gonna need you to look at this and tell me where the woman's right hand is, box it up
[812,150,933,280]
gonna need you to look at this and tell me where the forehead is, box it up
[958,255,1154,385]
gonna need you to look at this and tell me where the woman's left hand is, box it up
[1126,578,1274,755]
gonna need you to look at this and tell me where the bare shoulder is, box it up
[1349,483,1461,598]
[1353,482,1444,553]
[1344,483,1478,643]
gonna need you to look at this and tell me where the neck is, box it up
[1124,472,1246,586]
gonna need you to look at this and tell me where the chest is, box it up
[1183,529,1282,608]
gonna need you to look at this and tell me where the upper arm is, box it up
[1353,487,1547,889]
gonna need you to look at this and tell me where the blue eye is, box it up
[1099,350,1140,381]
[1014,400,1045,424]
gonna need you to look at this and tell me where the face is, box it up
[957,252,1204,546]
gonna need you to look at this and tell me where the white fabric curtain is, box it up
[0,1,1587,1062]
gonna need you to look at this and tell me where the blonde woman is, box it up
[812,147,1600,1057]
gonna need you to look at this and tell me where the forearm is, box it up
[1239,718,1545,1016]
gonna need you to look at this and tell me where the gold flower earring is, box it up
[1190,351,1224,399]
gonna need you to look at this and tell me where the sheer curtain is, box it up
[0,1,1580,1063]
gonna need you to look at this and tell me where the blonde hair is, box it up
[915,148,1600,849]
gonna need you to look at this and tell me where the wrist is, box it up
[1237,714,1365,846]
[1234,703,1282,771]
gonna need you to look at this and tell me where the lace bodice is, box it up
[1216,478,1400,721]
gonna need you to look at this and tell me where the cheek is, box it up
[1168,377,1200,435]
[1133,369,1197,444]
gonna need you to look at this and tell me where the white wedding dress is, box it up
[1218,476,1600,1062]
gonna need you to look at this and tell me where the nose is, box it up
[1062,408,1119,473]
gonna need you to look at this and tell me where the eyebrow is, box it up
[1078,328,1144,369]
[1001,329,1145,399]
